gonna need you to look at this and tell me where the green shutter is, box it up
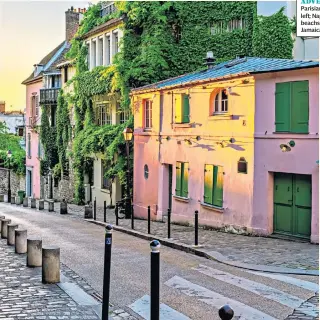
[182,94,190,123]
[291,81,309,133]
[275,82,291,132]
[175,95,182,123]
[213,166,223,207]
[182,162,189,198]
[175,162,182,196]
[274,173,293,205]
[204,164,213,204]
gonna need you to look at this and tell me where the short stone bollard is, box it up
[15,229,27,254]
[42,246,60,284]
[27,237,42,267]
[23,198,28,207]
[60,200,68,215]
[0,216,5,234]
[7,224,19,246]
[15,196,22,205]
[48,201,54,212]
[31,199,36,209]
[84,205,93,219]
[39,200,44,210]
[1,219,11,238]
[0,194,4,202]
[11,196,15,204]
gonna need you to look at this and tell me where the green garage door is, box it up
[274,173,312,240]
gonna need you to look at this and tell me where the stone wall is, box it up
[0,168,25,196]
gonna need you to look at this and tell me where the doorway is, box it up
[273,173,312,240]
[27,169,32,197]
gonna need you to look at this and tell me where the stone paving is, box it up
[286,295,319,320]
[0,237,137,320]
[17,199,319,271]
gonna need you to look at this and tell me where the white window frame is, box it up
[144,100,152,129]
[105,34,111,65]
[98,36,104,66]
[214,90,228,114]
[97,103,112,126]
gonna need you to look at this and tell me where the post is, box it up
[31,198,36,208]
[125,140,131,219]
[15,229,27,254]
[94,197,96,221]
[39,200,44,210]
[42,246,60,284]
[27,237,42,267]
[167,208,171,239]
[0,194,4,202]
[115,203,119,226]
[84,204,93,219]
[131,204,134,229]
[7,223,18,246]
[1,219,11,238]
[218,305,234,320]
[0,216,5,235]
[102,225,113,320]
[60,199,68,214]
[7,157,11,203]
[104,200,106,223]
[11,196,15,204]
[148,206,151,234]
[15,196,21,205]
[195,210,199,246]
[23,197,28,207]
[150,240,160,320]
[48,201,54,212]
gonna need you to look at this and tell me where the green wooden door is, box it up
[274,173,311,239]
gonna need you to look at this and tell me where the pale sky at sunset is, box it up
[0,0,287,111]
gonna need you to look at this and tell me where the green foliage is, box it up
[290,16,297,34]
[253,7,293,59]
[0,130,25,175]
[0,121,8,134]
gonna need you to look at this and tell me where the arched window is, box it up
[213,89,228,114]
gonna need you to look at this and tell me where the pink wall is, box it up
[253,69,319,243]
[25,80,42,199]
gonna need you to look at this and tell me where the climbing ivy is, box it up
[253,7,293,59]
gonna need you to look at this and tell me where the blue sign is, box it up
[106,238,112,245]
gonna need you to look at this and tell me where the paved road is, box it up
[0,203,318,320]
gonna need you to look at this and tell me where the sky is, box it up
[0,0,290,111]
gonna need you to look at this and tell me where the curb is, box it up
[86,219,319,276]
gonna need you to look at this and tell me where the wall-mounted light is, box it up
[229,138,236,143]
[184,139,192,146]
[280,140,295,152]
[196,136,201,141]
[177,140,181,145]
[166,136,171,141]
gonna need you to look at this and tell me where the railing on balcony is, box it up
[100,1,117,17]
[40,88,59,104]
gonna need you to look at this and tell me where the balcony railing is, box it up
[100,1,117,17]
[40,88,59,104]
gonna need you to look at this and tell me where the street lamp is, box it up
[7,150,12,203]
[123,127,133,219]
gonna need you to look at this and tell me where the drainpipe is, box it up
[171,92,174,129]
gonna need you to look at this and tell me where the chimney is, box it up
[203,51,216,69]
[65,7,83,42]
[0,101,5,113]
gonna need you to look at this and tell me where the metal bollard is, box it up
[0,216,5,234]
[1,219,11,238]
[84,204,93,219]
[23,197,28,207]
[60,199,68,214]
[219,305,234,319]
[11,196,15,204]
[42,246,60,284]
[115,203,119,226]
[31,198,36,208]
[148,206,151,234]
[7,223,18,246]
[167,208,171,239]
[104,200,106,223]
[27,237,42,267]
[94,197,96,220]
[102,225,113,320]
[195,210,199,246]
[150,240,161,320]
[39,200,44,210]
[131,204,134,230]
[15,229,27,253]
[48,201,54,212]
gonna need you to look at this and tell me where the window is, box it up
[210,21,225,35]
[175,93,190,123]
[92,40,97,69]
[35,95,39,117]
[114,32,119,55]
[144,164,149,179]
[227,19,245,31]
[119,110,129,124]
[98,37,103,66]
[204,164,223,207]
[51,75,60,88]
[101,160,111,189]
[214,89,228,113]
[18,127,24,137]
[175,162,189,198]
[97,103,112,126]
[106,35,111,65]
[64,67,68,83]
[144,100,152,129]
[275,81,309,133]
[51,105,57,127]
[27,133,31,158]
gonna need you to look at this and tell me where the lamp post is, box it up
[7,150,12,203]
[123,127,133,219]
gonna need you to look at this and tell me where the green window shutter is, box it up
[182,162,189,198]
[175,95,182,123]
[275,82,291,132]
[213,166,223,207]
[204,164,213,204]
[291,81,309,133]
[182,94,190,123]
[175,162,182,196]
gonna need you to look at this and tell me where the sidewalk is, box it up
[9,199,319,275]
[0,237,136,320]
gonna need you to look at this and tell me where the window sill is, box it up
[101,189,110,194]
[173,123,192,128]
[273,131,309,135]
[208,113,232,120]
[173,195,190,203]
[143,128,152,132]
[200,202,224,213]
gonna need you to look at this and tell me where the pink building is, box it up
[22,8,83,199]
[131,56,319,243]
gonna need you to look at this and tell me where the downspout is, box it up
[158,92,163,162]
[171,91,174,129]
